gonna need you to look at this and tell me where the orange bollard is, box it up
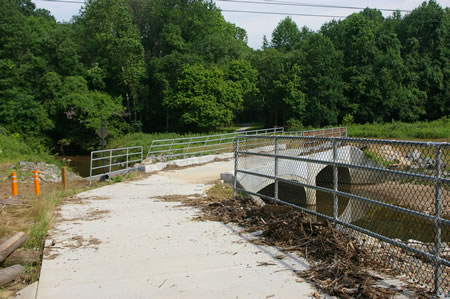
[11,172,18,197]
[33,170,40,196]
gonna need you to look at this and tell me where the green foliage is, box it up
[164,64,244,131]
[271,17,301,52]
[285,118,304,131]
[347,117,450,139]
[0,134,57,165]
[342,114,354,126]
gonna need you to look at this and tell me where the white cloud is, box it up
[33,0,449,48]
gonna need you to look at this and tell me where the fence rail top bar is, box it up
[91,146,143,154]
[149,127,284,143]
[237,135,450,147]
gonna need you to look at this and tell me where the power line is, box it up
[217,0,412,13]
[37,0,84,3]
[35,0,345,17]
[221,9,345,18]
[36,0,412,14]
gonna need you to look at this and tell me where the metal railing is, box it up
[284,126,347,137]
[89,146,143,185]
[146,127,284,162]
[234,135,449,296]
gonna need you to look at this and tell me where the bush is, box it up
[285,118,304,131]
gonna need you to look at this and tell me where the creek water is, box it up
[60,155,91,177]
[259,180,449,243]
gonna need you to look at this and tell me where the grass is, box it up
[109,123,266,151]
[346,117,450,140]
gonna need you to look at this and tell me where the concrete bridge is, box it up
[236,145,381,223]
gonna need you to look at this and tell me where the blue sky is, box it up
[33,0,450,49]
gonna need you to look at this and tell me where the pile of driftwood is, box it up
[163,192,431,298]
[0,232,39,288]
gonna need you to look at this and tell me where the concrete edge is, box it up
[15,281,38,299]
[144,153,233,173]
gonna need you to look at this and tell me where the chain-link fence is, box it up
[233,135,450,296]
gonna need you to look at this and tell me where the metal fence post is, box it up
[233,137,239,200]
[274,137,279,201]
[184,137,193,159]
[109,149,113,174]
[126,148,129,170]
[434,145,442,297]
[333,139,338,219]
[89,151,93,186]
[203,136,209,154]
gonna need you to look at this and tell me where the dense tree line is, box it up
[0,0,448,152]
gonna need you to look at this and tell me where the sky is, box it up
[33,0,450,49]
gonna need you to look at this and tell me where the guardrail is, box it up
[146,127,284,162]
[234,135,449,296]
[89,146,143,185]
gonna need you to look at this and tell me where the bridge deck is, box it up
[37,161,315,298]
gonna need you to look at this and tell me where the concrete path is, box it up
[37,161,316,299]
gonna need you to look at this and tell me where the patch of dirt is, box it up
[58,209,110,223]
[63,235,102,249]
[157,183,432,298]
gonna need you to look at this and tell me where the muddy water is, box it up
[60,155,91,177]
[259,181,449,243]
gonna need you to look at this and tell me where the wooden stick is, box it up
[62,167,67,190]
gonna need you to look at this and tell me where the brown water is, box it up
[60,155,91,177]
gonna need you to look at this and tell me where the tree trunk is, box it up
[126,92,131,122]
[0,232,27,263]
[0,265,24,287]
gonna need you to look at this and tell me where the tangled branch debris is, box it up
[155,185,431,298]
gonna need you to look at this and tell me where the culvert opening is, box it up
[315,166,351,217]
[258,181,307,206]
[255,167,352,218]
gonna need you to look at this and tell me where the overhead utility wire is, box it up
[263,0,411,12]
[37,0,346,17]
[38,0,84,3]
[221,9,345,17]
[36,0,411,13]
[217,0,412,13]
[36,0,412,18]
[36,0,345,17]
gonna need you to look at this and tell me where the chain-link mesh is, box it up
[235,136,450,296]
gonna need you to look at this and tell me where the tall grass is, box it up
[109,131,234,151]
[347,117,450,140]
[0,133,59,165]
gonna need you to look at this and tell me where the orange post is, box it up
[11,171,18,197]
[33,170,40,196]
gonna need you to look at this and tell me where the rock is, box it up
[142,157,153,164]
[407,149,421,162]
[0,265,24,287]
[2,249,40,266]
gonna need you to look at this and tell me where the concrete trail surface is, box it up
[37,160,316,299]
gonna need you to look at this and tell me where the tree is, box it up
[76,0,145,125]
[301,34,347,126]
[271,17,301,52]
[164,64,243,131]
